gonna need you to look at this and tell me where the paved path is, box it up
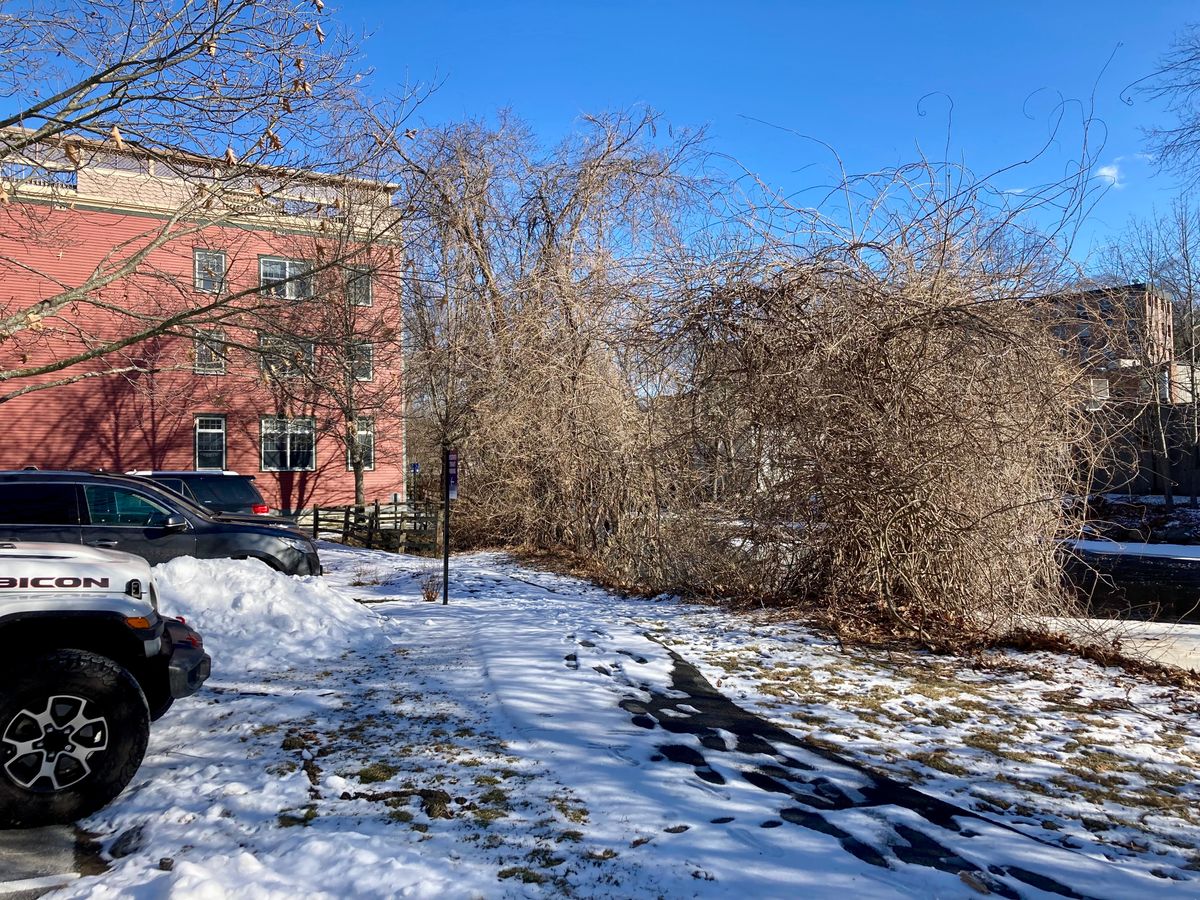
[1043,617,1200,672]
[0,826,82,899]
[1118,620,1200,671]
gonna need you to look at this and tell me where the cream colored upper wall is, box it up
[6,139,397,237]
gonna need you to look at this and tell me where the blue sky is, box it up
[348,1,1198,259]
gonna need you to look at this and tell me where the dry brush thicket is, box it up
[402,121,1100,646]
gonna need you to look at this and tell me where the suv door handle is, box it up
[87,539,119,548]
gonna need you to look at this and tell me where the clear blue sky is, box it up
[347,1,1198,259]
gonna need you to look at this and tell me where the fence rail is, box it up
[297,500,441,554]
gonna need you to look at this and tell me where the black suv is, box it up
[129,471,272,516]
[0,471,321,575]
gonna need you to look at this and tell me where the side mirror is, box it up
[164,514,189,533]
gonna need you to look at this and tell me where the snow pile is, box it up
[153,556,387,673]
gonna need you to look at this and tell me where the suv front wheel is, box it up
[0,650,150,827]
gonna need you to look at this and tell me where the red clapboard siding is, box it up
[0,200,406,512]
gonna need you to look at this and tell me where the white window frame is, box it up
[259,333,314,379]
[1085,377,1110,413]
[193,249,226,294]
[352,343,374,382]
[194,415,227,470]
[259,256,312,300]
[346,267,373,307]
[346,417,375,471]
[260,416,316,472]
[193,329,226,375]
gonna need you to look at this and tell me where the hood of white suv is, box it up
[0,541,153,595]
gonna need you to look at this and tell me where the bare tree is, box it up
[246,192,407,507]
[1142,22,1200,185]
[0,0,405,401]
[620,160,1108,646]
[1097,201,1200,506]
[389,108,705,547]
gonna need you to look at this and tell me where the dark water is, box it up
[1064,553,1200,623]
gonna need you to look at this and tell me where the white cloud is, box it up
[1096,162,1125,189]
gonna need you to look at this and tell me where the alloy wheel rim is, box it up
[1,695,108,791]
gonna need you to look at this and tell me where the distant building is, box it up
[1055,282,1176,410]
[0,135,405,512]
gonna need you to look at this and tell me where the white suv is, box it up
[0,542,210,826]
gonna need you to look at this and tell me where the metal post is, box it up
[442,445,450,605]
[312,506,319,540]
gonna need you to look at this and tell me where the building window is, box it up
[347,418,375,470]
[259,333,314,379]
[352,343,374,382]
[194,329,226,375]
[1085,377,1110,412]
[346,267,372,307]
[259,256,312,300]
[261,417,315,471]
[195,415,227,469]
[194,249,226,293]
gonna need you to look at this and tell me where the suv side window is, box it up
[83,486,173,527]
[0,483,79,525]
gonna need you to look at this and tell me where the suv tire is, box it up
[0,650,150,827]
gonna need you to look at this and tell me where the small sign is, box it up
[447,449,459,500]
[412,462,420,474]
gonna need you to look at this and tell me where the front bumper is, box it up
[296,550,323,576]
[165,618,212,699]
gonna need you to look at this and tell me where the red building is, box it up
[0,137,405,512]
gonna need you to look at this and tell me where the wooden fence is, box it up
[296,501,441,554]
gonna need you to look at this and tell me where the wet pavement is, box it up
[0,826,103,899]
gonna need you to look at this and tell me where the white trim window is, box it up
[346,267,372,307]
[194,415,227,469]
[352,343,374,382]
[1086,377,1110,412]
[194,249,226,293]
[261,417,316,471]
[259,256,312,300]
[346,418,375,471]
[259,333,314,379]
[193,329,226,375]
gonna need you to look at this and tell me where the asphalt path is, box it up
[0,826,85,899]
[1041,616,1200,671]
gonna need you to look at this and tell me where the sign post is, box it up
[442,447,458,605]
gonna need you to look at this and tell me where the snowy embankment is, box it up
[1072,538,1200,560]
[53,547,1199,899]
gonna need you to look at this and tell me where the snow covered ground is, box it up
[47,545,1200,898]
